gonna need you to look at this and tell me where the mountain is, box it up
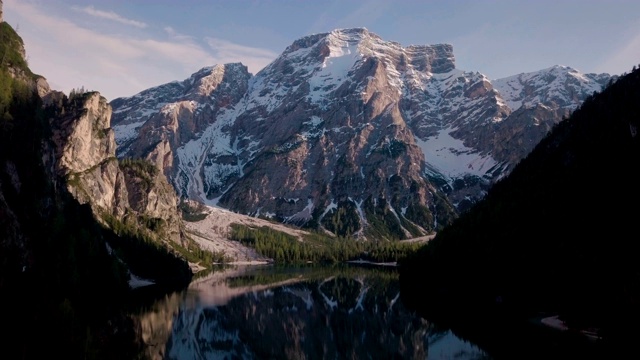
[399,65,640,354]
[111,28,611,238]
[45,89,195,280]
[0,15,195,358]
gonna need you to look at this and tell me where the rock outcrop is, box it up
[111,63,251,178]
[49,91,184,244]
[0,14,193,359]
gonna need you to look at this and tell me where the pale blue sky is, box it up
[4,0,640,101]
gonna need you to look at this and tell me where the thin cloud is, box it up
[71,5,148,29]
[164,26,178,36]
[307,0,391,34]
[135,38,216,69]
[164,26,194,42]
[206,37,278,74]
[334,0,391,30]
[5,0,217,99]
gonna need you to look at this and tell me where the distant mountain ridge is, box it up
[111,27,612,238]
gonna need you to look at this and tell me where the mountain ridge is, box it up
[111,27,612,237]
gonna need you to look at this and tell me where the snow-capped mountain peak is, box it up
[493,64,609,111]
[111,28,612,237]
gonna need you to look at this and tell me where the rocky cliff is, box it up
[49,91,184,244]
[0,18,145,358]
[0,16,192,284]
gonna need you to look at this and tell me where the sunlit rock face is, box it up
[51,93,120,210]
[49,92,184,243]
[112,28,611,237]
[111,63,251,179]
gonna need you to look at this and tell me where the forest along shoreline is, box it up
[178,200,429,268]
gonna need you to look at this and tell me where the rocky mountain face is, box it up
[0,13,190,283]
[47,91,184,244]
[112,28,611,238]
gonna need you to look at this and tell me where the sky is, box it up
[4,0,640,101]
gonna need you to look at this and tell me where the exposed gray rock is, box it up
[111,28,612,238]
[50,92,184,244]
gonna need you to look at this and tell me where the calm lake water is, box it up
[130,264,490,359]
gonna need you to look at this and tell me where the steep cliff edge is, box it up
[49,91,184,246]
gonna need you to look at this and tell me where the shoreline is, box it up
[347,259,398,267]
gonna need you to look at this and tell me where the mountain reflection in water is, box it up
[131,264,490,360]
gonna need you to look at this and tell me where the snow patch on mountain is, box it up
[285,198,315,223]
[308,41,360,105]
[113,120,146,148]
[493,65,606,111]
[175,107,241,205]
[416,127,498,178]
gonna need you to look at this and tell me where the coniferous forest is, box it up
[230,223,422,264]
[400,65,640,358]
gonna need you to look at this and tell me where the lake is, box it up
[130,264,491,359]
